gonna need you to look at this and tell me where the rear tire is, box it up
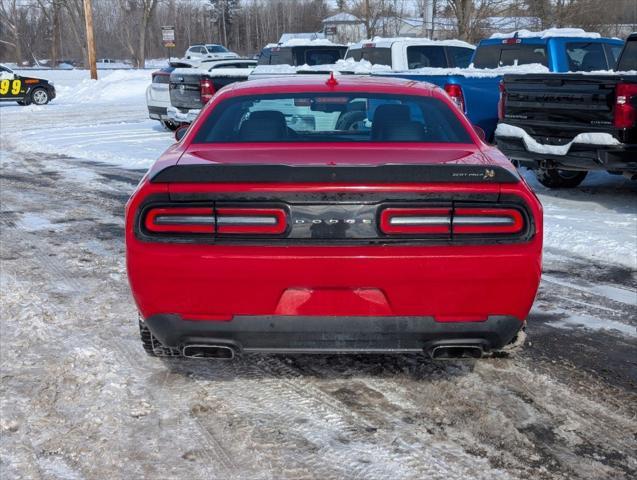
[161,119,179,131]
[535,168,587,188]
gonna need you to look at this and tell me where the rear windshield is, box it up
[473,44,548,68]
[447,46,474,68]
[304,48,344,65]
[566,42,609,71]
[345,47,392,66]
[406,46,448,69]
[194,93,472,144]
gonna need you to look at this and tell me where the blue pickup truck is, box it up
[373,30,624,141]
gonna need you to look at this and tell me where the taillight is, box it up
[497,80,506,120]
[614,82,637,129]
[380,206,525,237]
[145,207,214,234]
[216,208,287,235]
[380,208,451,235]
[200,78,215,104]
[143,206,287,236]
[453,208,524,235]
[444,84,465,113]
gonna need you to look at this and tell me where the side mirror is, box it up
[175,125,188,142]
[473,125,486,142]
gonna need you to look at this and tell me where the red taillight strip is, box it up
[216,208,287,235]
[380,208,451,235]
[145,207,214,233]
[453,208,524,234]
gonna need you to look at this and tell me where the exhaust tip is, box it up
[182,344,236,360]
[429,345,483,360]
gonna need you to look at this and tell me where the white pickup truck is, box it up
[344,37,475,70]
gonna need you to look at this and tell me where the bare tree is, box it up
[0,0,23,64]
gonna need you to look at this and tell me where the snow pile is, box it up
[490,28,601,39]
[375,63,549,78]
[495,123,620,155]
[249,58,392,76]
[350,37,475,49]
[55,70,151,105]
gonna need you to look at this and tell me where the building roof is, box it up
[323,12,363,24]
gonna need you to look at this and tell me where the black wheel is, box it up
[160,119,179,131]
[535,168,587,188]
[30,88,50,105]
[139,320,181,357]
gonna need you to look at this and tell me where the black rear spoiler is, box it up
[150,164,519,184]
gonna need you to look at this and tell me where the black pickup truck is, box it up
[495,33,637,187]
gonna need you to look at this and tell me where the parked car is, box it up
[167,59,256,124]
[126,75,542,360]
[345,37,475,69]
[375,29,624,141]
[146,61,196,130]
[257,40,347,66]
[0,64,55,105]
[495,32,637,187]
[185,44,239,62]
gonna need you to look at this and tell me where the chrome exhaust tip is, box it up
[182,344,236,360]
[429,345,484,360]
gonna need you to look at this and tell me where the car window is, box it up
[406,46,447,69]
[269,48,294,65]
[566,42,608,71]
[345,47,392,66]
[194,93,473,144]
[447,47,474,68]
[304,49,343,66]
[473,44,547,68]
[617,40,637,71]
[206,45,229,53]
[605,44,623,67]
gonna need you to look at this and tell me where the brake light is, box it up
[502,38,521,45]
[380,208,451,235]
[444,84,465,113]
[215,208,287,235]
[614,82,637,129]
[497,80,506,120]
[363,43,375,49]
[145,207,214,234]
[200,78,215,103]
[453,208,524,235]
[380,206,525,237]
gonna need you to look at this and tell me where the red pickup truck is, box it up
[126,75,543,360]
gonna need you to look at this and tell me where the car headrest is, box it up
[239,110,287,141]
[372,104,412,140]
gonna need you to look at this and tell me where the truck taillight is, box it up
[614,82,637,129]
[380,206,525,237]
[444,84,465,113]
[497,80,506,120]
[216,208,287,235]
[200,78,215,104]
[145,207,215,234]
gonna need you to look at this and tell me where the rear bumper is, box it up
[144,314,523,353]
[496,136,637,172]
[167,106,200,124]
[147,105,167,121]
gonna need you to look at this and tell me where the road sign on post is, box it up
[162,26,176,62]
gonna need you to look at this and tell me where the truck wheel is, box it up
[30,88,50,105]
[139,320,181,357]
[161,120,179,131]
[535,168,587,188]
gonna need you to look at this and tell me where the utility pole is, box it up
[83,0,97,80]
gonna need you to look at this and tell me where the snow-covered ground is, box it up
[1,70,636,479]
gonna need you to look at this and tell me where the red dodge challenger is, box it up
[126,75,543,360]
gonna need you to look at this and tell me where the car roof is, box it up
[221,74,439,97]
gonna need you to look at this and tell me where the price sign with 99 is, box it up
[0,79,22,97]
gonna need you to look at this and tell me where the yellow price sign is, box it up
[0,79,22,96]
